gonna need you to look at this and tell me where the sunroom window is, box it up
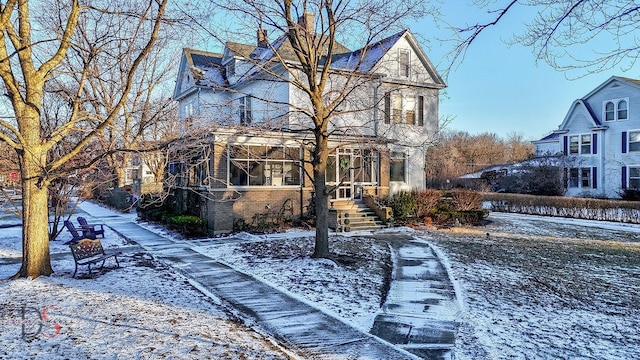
[228,145,300,186]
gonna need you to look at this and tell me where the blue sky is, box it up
[413,2,640,141]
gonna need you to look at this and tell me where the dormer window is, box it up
[604,98,629,121]
[184,102,194,118]
[226,61,235,77]
[398,50,410,77]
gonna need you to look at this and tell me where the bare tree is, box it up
[426,130,534,188]
[453,1,640,76]
[84,44,177,189]
[181,0,439,258]
[0,0,168,278]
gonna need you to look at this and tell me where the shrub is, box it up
[415,189,441,218]
[104,187,131,211]
[136,193,168,221]
[389,191,417,220]
[451,189,482,211]
[166,215,205,237]
[620,189,640,201]
[381,188,487,226]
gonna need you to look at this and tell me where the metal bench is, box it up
[69,238,121,278]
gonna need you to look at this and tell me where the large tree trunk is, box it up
[16,147,53,278]
[116,152,131,187]
[312,132,330,258]
[116,167,127,188]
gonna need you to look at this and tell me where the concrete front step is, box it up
[332,199,387,232]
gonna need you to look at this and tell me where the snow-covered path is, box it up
[77,201,421,359]
[370,234,461,359]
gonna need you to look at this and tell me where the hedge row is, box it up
[483,192,640,223]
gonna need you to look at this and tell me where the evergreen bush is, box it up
[166,215,205,237]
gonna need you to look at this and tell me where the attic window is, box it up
[604,98,629,121]
[398,50,410,77]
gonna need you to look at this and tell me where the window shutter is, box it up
[563,136,568,155]
[592,167,597,189]
[592,134,598,155]
[417,96,424,126]
[384,93,391,124]
[622,131,628,153]
[622,166,627,189]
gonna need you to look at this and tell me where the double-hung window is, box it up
[405,96,415,125]
[568,167,596,189]
[398,50,410,77]
[390,152,406,182]
[568,134,593,155]
[184,102,194,118]
[384,92,402,124]
[581,168,592,188]
[568,168,579,187]
[580,134,591,154]
[239,96,252,124]
[417,96,424,126]
[629,167,640,189]
[384,93,424,126]
[629,131,640,152]
[569,136,579,155]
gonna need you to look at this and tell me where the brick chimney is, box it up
[257,27,268,47]
[297,12,315,33]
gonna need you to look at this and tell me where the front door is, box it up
[326,149,353,200]
[326,148,379,200]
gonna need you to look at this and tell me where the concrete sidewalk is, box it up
[77,202,420,360]
[370,235,460,360]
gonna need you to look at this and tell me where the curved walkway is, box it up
[76,202,460,359]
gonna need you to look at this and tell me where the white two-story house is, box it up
[533,76,640,198]
[171,17,445,233]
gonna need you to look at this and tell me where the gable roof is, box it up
[557,99,602,130]
[330,31,404,71]
[556,76,640,131]
[330,29,445,87]
[225,42,256,60]
[533,132,560,143]
[173,48,227,100]
[186,48,227,87]
[582,75,640,99]
[183,28,444,90]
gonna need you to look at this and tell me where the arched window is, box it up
[604,99,629,121]
[605,101,615,121]
[618,100,628,120]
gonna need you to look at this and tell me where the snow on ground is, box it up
[197,235,391,331]
[3,204,640,359]
[0,225,297,360]
[423,213,640,360]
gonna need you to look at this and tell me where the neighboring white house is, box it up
[171,17,445,233]
[533,76,640,198]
